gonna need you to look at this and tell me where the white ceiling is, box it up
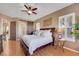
[0,3,73,21]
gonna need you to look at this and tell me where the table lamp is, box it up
[58,28,64,39]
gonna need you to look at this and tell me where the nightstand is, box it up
[55,38,66,52]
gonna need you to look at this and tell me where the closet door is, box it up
[0,19,3,34]
[16,21,27,39]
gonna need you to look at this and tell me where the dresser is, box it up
[0,35,3,54]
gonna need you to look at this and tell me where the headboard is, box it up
[40,28,55,45]
[40,28,55,33]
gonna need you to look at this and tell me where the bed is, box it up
[20,28,55,55]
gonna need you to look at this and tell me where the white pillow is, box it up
[40,30,52,37]
[33,30,52,37]
[34,30,42,36]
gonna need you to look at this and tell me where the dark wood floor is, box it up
[1,40,79,56]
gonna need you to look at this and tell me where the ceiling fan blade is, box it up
[25,12,30,15]
[32,12,37,14]
[21,10,30,15]
[21,10,27,12]
[32,8,37,11]
[24,5,28,9]
[29,7,31,10]
[25,11,30,15]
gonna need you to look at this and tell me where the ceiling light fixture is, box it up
[28,10,32,14]
[21,4,37,15]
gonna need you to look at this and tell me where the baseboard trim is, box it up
[64,47,79,53]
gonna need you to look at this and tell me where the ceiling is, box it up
[0,3,73,21]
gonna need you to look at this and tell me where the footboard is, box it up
[20,39,53,56]
[20,39,30,56]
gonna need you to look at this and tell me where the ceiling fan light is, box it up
[28,10,32,14]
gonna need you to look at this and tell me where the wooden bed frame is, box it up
[20,28,55,56]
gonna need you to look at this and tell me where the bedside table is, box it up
[55,38,66,52]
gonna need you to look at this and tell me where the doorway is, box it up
[10,21,16,40]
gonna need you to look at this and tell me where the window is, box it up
[59,13,75,42]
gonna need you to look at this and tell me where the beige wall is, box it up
[0,13,12,40]
[0,13,28,40]
[34,4,79,52]
[34,4,79,28]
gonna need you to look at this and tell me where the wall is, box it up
[27,21,34,34]
[0,14,34,40]
[0,13,11,40]
[34,4,78,28]
[34,4,79,52]
[0,13,29,40]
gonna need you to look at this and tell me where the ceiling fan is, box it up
[21,4,38,15]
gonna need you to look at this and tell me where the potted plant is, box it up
[71,16,79,38]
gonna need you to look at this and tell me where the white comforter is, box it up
[22,35,53,55]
